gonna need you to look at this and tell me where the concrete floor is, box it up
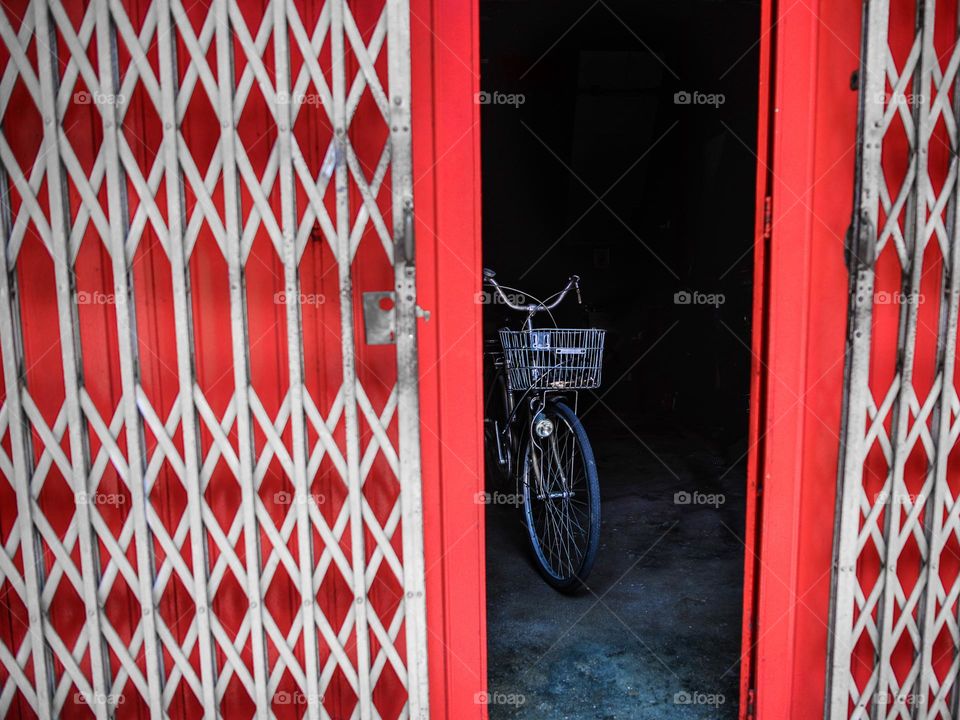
[485,407,746,719]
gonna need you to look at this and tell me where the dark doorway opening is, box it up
[480,2,760,718]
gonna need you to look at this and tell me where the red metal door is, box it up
[737,0,960,718]
[827,1,960,718]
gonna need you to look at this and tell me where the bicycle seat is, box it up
[483,268,496,280]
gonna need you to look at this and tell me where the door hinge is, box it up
[762,196,772,240]
[844,210,876,274]
[397,200,414,265]
[745,687,756,720]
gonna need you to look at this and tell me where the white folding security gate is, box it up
[0,0,428,717]
[828,0,960,718]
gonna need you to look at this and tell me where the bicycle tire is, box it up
[521,399,601,592]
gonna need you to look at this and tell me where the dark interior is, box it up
[480,1,760,717]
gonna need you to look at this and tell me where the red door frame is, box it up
[410,1,487,718]
[744,0,861,717]
[411,0,862,718]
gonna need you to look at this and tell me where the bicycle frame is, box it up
[482,269,582,479]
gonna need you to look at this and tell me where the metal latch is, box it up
[362,291,430,345]
[362,292,397,345]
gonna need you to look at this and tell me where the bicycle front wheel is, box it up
[521,400,600,592]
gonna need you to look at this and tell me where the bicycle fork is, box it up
[529,431,574,501]
[494,418,509,466]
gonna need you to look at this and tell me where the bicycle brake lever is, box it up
[575,282,582,305]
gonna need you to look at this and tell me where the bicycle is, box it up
[482,268,604,592]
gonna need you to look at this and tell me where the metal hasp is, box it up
[363,291,430,345]
[0,0,430,717]
[827,0,960,718]
[363,291,398,344]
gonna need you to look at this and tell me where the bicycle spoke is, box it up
[523,407,596,583]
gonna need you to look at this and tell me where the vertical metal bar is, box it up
[0,187,53,718]
[916,74,960,720]
[214,0,270,713]
[271,2,321,717]
[826,0,889,716]
[31,3,111,717]
[93,1,166,713]
[385,0,428,716]
[873,3,934,717]
[913,38,960,720]
[330,1,372,716]
[154,0,219,715]
[918,13,960,719]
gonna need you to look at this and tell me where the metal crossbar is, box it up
[828,1,960,718]
[0,0,429,717]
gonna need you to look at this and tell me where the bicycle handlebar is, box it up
[483,269,581,313]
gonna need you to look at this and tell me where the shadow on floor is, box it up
[485,405,746,719]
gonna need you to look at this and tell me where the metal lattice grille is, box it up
[828,0,960,718]
[0,0,428,716]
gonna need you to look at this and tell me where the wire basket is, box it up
[498,328,605,391]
